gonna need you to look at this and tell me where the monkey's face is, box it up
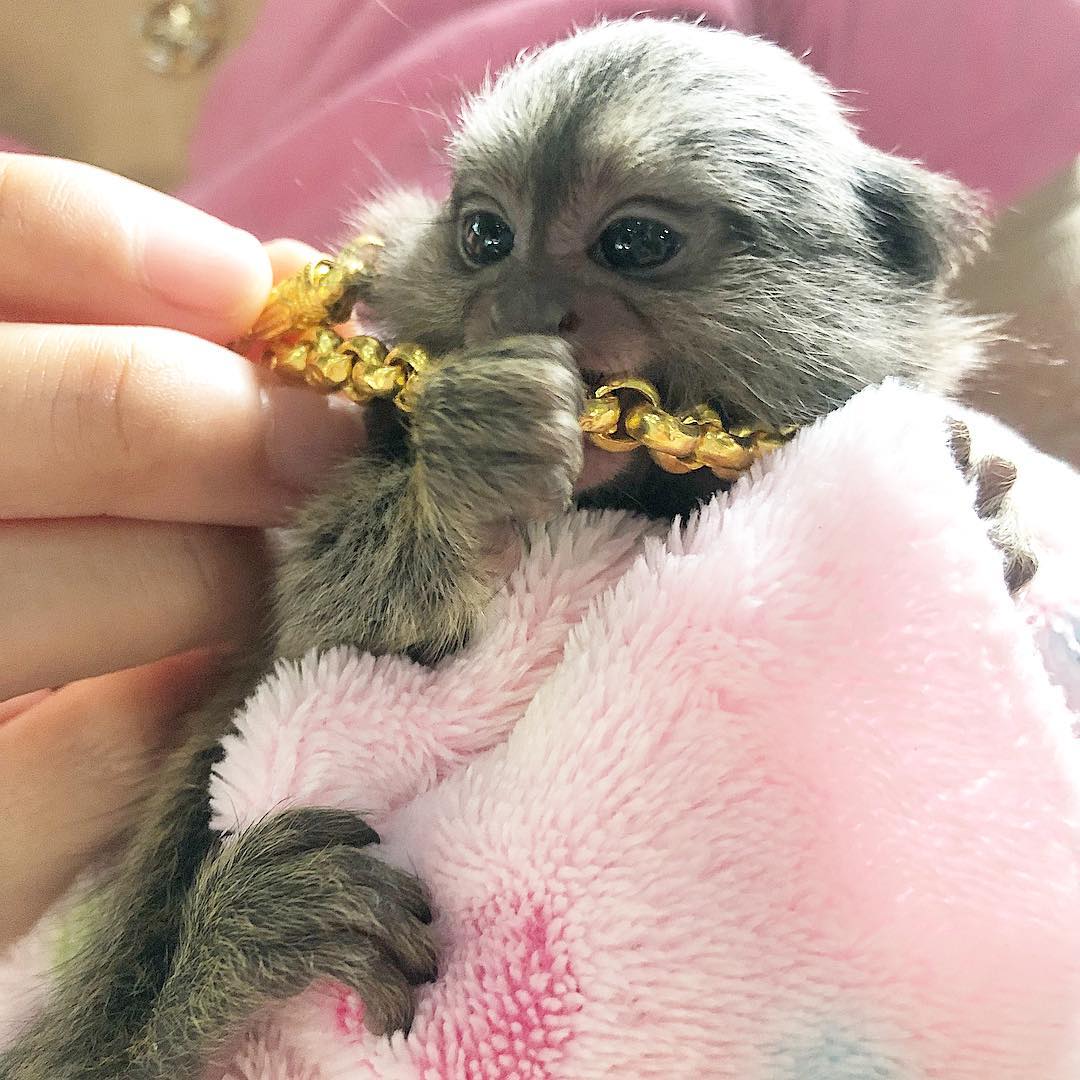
[356,19,984,500]
[450,183,755,490]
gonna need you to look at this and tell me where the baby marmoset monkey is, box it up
[1,18,1034,1080]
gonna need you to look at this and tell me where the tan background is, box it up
[0,0,264,191]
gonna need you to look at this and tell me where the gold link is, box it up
[586,379,660,451]
[235,257,801,483]
[387,343,431,413]
[595,377,661,408]
[272,342,311,380]
[693,426,754,474]
[340,334,389,367]
[587,431,644,453]
[339,336,388,404]
[251,259,344,340]
[649,448,705,474]
[386,342,431,376]
[342,381,373,406]
[623,401,700,458]
[303,328,350,390]
[360,364,407,399]
[580,395,621,435]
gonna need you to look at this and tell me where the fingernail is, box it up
[264,238,324,280]
[140,202,270,316]
[262,385,369,492]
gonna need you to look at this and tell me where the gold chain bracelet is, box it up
[232,248,796,480]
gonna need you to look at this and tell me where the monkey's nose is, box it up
[489,285,574,337]
[558,311,580,335]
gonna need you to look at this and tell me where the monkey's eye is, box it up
[590,217,683,273]
[460,210,515,267]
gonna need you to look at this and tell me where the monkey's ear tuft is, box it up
[854,152,988,283]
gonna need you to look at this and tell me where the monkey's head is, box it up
[353,19,986,499]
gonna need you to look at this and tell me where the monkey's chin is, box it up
[575,440,636,494]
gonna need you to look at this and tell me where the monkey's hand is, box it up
[947,417,1039,595]
[120,808,436,1078]
[411,335,586,529]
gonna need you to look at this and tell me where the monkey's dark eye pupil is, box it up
[461,210,514,266]
[593,217,682,272]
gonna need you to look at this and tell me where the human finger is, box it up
[0,518,267,701]
[0,649,221,946]
[263,238,324,281]
[0,322,367,524]
[0,153,271,342]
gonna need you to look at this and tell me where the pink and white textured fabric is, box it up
[3,382,1080,1078]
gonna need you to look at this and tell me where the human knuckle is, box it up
[67,328,182,487]
[0,154,55,244]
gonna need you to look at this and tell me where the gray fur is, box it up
[0,19,1026,1080]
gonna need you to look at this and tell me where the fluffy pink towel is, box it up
[3,382,1079,1078]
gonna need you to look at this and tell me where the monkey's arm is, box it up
[1,337,585,1080]
[121,338,583,1076]
[0,460,456,1080]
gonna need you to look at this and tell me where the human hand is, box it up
[0,153,366,945]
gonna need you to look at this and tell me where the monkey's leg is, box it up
[111,339,585,1077]
[105,462,481,1079]
[125,810,436,1079]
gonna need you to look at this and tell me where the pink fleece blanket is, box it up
[3,382,1080,1078]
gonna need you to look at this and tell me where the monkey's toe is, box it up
[973,455,1018,520]
[987,518,1040,595]
[944,417,1039,597]
[330,859,438,986]
[946,417,972,471]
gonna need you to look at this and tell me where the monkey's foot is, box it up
[947,418,1039,595]
[164,808,436,1044]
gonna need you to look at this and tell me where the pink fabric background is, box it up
[175,0,1080,247]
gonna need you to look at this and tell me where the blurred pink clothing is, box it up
[176,0,1080,246]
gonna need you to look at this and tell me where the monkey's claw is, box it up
[174,807,437,1037]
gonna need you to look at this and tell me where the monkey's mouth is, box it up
[578,368,614,393]
[578,366,663,396]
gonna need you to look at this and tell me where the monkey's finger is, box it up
[0,649,221,947]
[1003,545,1040,595]
[0,153,270,342]
[347,857,434,926]
[0,323,368,525]
[0,518,267,701]
[335,877,438,984]
[321,947,416,1036]
[985,517,1040,595]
